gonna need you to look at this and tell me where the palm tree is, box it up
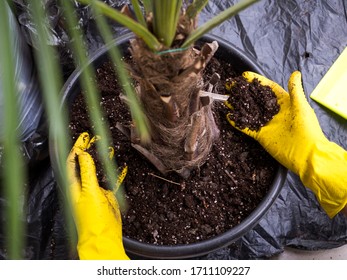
[0,0,259,258]
[77,0,260,178]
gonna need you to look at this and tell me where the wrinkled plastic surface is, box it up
[1,0,346,259]
[0,3,44,166]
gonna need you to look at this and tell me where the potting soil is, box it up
[0,0,346,259]
[70,59,279,246]
[226,76,280,131]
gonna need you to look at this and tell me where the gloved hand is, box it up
[67,132,129,259]
[227,71,347,218]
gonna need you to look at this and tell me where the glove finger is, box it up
[67,147,82,203]
[73,132,91,150]
[102,188,121,222]
[67,132,92,201]
[224,100,233,110]
[67,132,90,175]
[78,151,100,195]
[108,147,115,160]
[115,165,128,192]
[67,147,79,183]
[287,71,309,107]
[226,113,259,139]
[87,135,101,149]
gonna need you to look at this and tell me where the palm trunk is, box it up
[127,19,220,178]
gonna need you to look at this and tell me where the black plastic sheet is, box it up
[2,0,346,259]
[198,0,347,259]
[0,2,45,166]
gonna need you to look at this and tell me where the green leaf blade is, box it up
[77,0,162,51]
[182,0,260,48]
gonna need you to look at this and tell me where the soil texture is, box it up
[226,76,279,131]
[68,56,279,246]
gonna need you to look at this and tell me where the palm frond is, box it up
[77,0,162,51]
[29,0,75,249]
[0,1,25,259]
[182,0,260,48]
[186,0,209,19]
[130,0,146,26]
[152,0,183,47]
[60,0,117,187]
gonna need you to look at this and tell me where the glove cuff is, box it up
[299,139,347,218]
[77,233,129,260]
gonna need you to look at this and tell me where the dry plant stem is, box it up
[148,173,181,186]
[128,36,220,178]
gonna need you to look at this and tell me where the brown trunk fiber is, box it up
[127,37,219,178]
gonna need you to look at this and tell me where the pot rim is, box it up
[52,32,287,259]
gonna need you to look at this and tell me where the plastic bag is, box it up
[0,2,43,143]
[0,2,47,171]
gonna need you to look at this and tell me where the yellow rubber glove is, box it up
[67,132,129,259]
[227,71,347,218]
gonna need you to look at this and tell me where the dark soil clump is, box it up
[226,76,279,131]
[68,57,279,246]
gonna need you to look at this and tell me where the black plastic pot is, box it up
[51,33,287,259]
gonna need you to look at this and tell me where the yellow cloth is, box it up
[227,71,347,218]
[67,132,129,259]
